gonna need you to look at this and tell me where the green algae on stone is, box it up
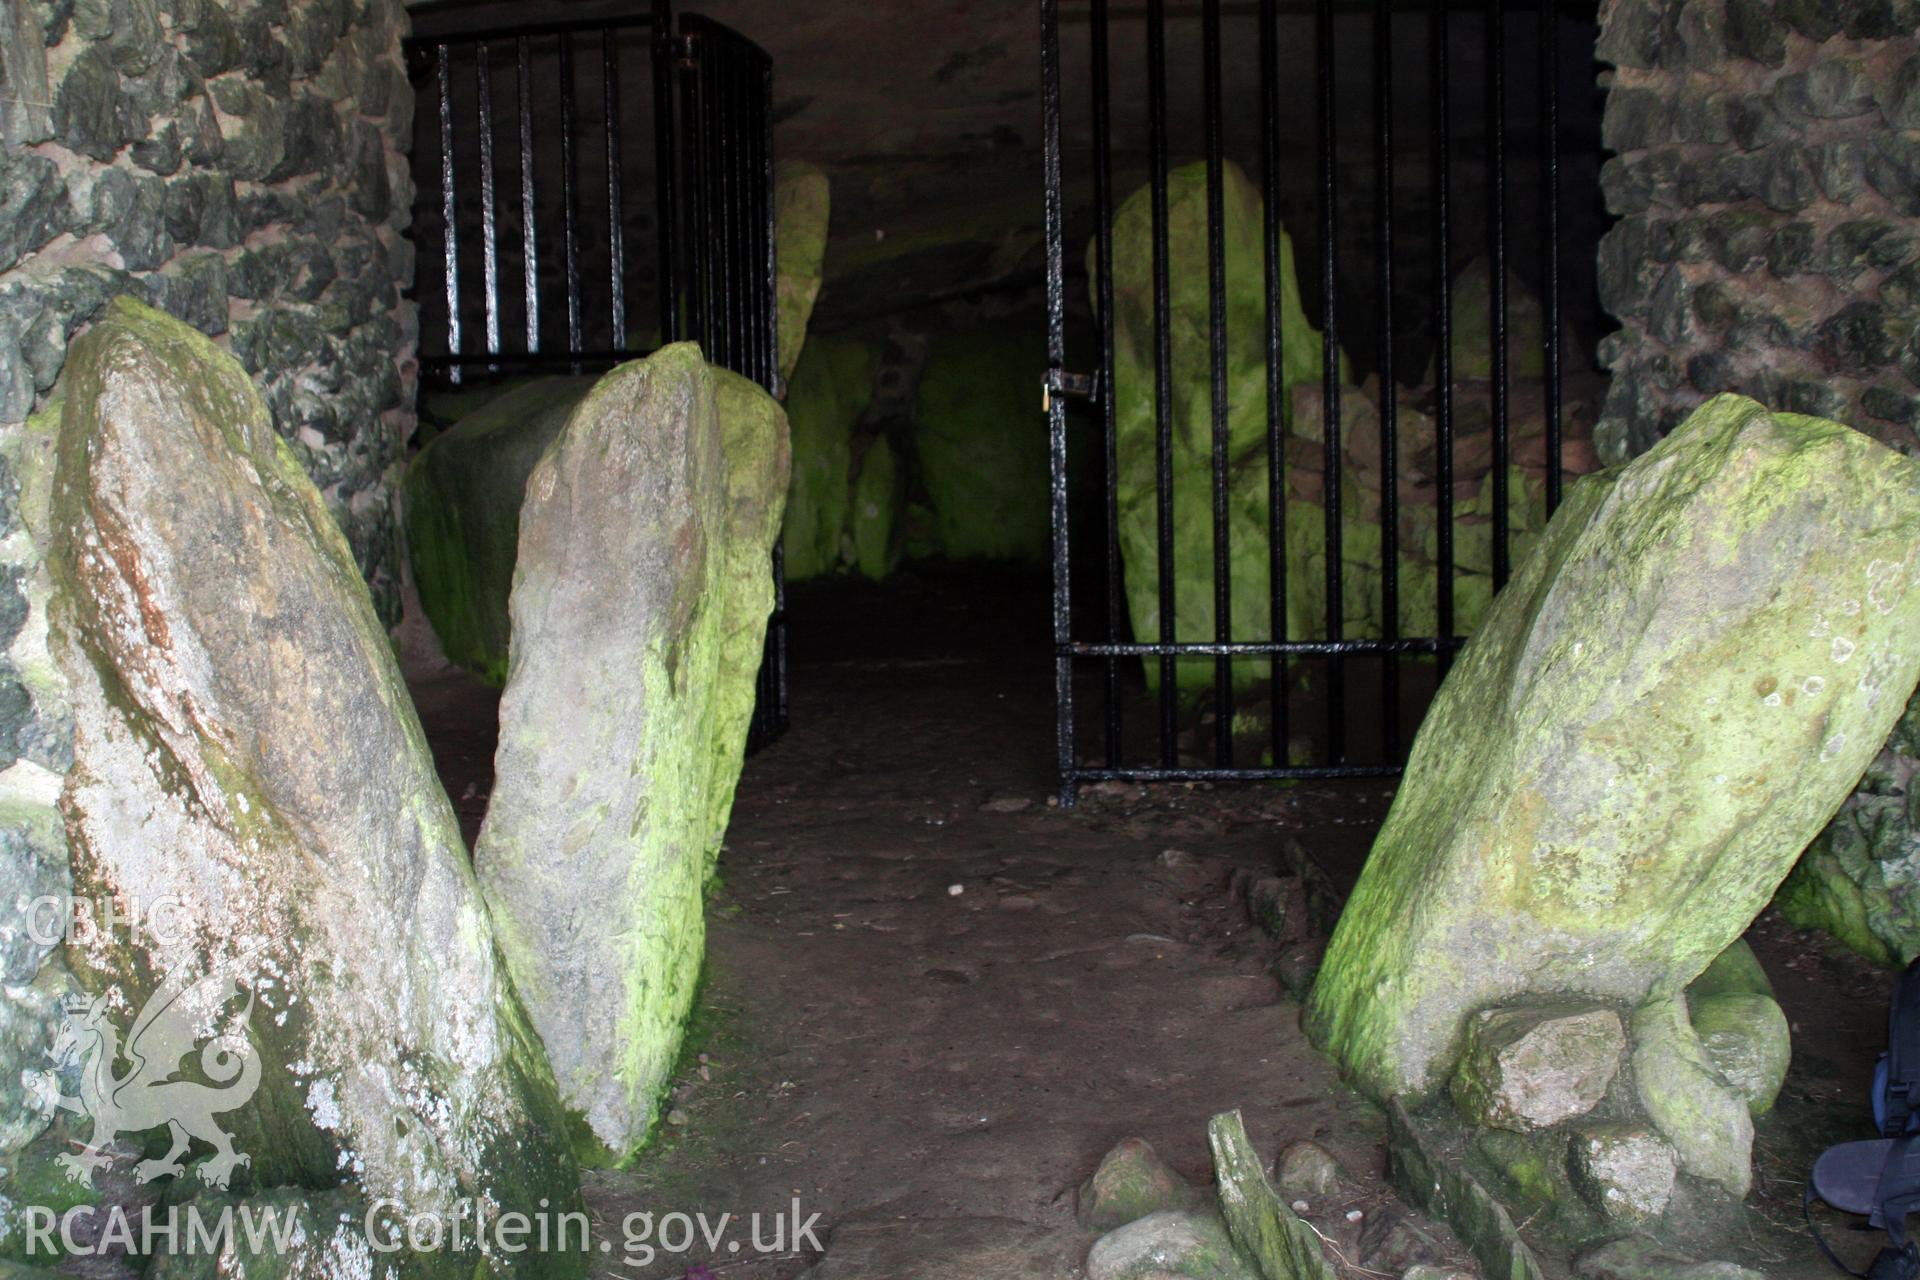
[849,434,900,582]
[913,325,1049,565]
[1077,1137,1201,1233]
[1085,1209,1261,1280]
[1632,995,1753,1195]
[703,369,791,866]
[782,335,878,581]
[1099,159,1340,700]
[1306,395,1920,1104]
[1446,258,1548,382]
[403,377,594,683]
[475,345,728,1159]
[1687,938,1774,1002]
[1207,1109,1337,1280]
[774,161,830,382]
[47,299,583,1279]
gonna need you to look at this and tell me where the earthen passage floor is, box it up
[408,572,1878,1279]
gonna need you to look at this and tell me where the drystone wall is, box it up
[0,0,414,1185]
[1594,0,1920,463]
[0,0,417,615]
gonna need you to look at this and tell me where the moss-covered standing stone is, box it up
[1206,1109,1337,1280]
[702,369,790,865]
[48,299,582,1278]
[1099,160,1336,699]
[782,336,877,581]
[1307,395,1920,1103]
[774,161,830,382]
[913,325,1049,565]
[475,345,728,1160]
[849,434,900,582]
[402,378,594,683]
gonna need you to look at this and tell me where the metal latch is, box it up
[1042,368,1097,411]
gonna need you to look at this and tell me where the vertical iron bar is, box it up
[1042,0,1077,805]
[517,36,539,352]
[651,0,680,343]
[604,28,627,350]
[436,44,461,385]
[1540,0,1562,512]
[1261,0,1289,768]
[1317,0,1344,763]
[1432,0,1455,656]
[680,25,708,351]
[1375,0,1399,759]
[1092,0,1122,769]
[1488,0,1510,587]
[1203,0,1232,769]
[1147,0,1177,769]
[559,33,583,366]
[761,51,778,388]
[476,42,500,362]
[719,40,742,372]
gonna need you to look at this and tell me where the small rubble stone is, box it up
[1358,1211,1445,1274]
[1077,1137,1200,1233]
[1085,1210,1261,1280]
[1272,1140,1343,1198]
[1689,992,1790,1116]
[1575,1238,1765,1280]
[1568,1124,1676,1223]
[1450,1005,1625,1132]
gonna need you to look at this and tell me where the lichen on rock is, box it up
[46,298,582,1278]
[1307,395,1920,1104]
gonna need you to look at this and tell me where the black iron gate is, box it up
[406,3,787,749]
[1042,0,1596,804]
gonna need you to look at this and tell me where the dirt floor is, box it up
[408,568,1893,1280]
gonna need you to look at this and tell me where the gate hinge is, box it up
[669,32,699,69]
[1042,368,1097,411]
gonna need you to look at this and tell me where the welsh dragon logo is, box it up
[43,965,262,1188]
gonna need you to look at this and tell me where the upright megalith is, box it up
[914,325,1049,565]
[403,377,595,683]
[48,299,581,1275]
[1307,394,1920,1105]
[782,335,878,581]
[775,160,831,382]
[703,368,791,863]
[1099,160,1337,698]
[475,345,735,1157]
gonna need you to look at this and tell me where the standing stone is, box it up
[1100,160,1337,700]
[702,368,790,863]
[1208,1110,1338,1280]
[1307,395,1920,1102]
[48,300,581,1275]
[403,378,593,683]
[475,345,729,1157]
[849,434,900,582]
[774,160,829,382]
[781,335,876,581]
[914,325,1049,565]
[1449,1004,1625,1132]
